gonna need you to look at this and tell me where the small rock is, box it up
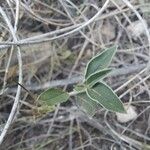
[116,105,138,123]
[127,20,148,38]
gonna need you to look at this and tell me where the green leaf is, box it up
[86,68,112,87]
[85,46,117,79]
[77,92,99,116]
[86,82,125,113]
[38,88,70,106]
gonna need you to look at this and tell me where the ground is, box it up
[0,0,150,150]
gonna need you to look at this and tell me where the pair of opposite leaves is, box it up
[38,46,125,116]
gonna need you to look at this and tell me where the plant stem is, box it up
[69,91,79,96]
[69,88,86,96]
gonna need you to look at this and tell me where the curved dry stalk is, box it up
[0,1,23,145]
[7,63,146,92]
[121,0,150,47]
[59,0,98,46]
[115,67,147,93]
[0,1,150,149]
[104,111,150,149]
[0,47,14,95]
[0,0,110,47]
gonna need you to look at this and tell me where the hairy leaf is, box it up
[38,88,69,106]
[86,82,125,113]
[77,92,99,116]
[86,68,111,87]
[85,46,117,79]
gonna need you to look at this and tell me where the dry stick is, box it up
[112,2,135,49]
[114,121,150,144]
[137,75,150,98]
[104,111,150,149]
[0,0,110,47]
[20,1,70,27]
[122,0,150,45]
[60,0,98,46]
[0,3,148,49]
[7,63,146,93]
[61,0,97,77]
[0,1,23,145]
[14,0,19,33]
[115,67,147,93]
[0,0,18,93]
[112,0,149,50]
[14,81,36,101]
[69,119,74,150]
[114,0,150,96]
[46,104,60,134]
[76,118,84,150]
[118,105,150,146]
[64,40,89,90]
[23,0,109,43]
[6,0,15,19]
[116,122,150,141]
[0,47,14,95]
[121,0,150,64]
[119,73,150,99]
[35,0,68,17]
[0,23,80,47]
[0,3,146,50]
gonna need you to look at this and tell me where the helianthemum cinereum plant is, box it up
[38,46,126,116]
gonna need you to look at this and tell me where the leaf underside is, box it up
[86,68,112,87]
[85,46,117,79]
[77,92,99,116]
[86,82,125,113]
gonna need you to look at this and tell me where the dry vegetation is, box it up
[0,0,150,149]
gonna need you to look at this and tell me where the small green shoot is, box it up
[38,46,126,116]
